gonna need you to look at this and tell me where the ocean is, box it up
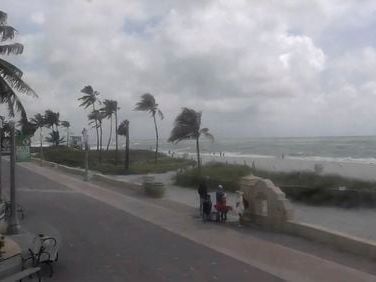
[129,136,376,164]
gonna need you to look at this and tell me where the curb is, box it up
[284,220,376,260]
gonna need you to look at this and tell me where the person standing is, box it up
[198,178,208,216]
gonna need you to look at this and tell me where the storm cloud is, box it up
[2,0,376,139]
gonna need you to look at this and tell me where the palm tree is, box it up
[30,113,45,158]
[100,99,118,151]
[79,85,100,151]
[0,10,37,119]
[61,120,70,147]
[118,120,129,171]
[88,110,105,162]
[134,93,163,163]
[44,110,61,146]
[168,108,214,173]
[45,131,64,146]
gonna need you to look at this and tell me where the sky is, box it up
[2,0,376,140]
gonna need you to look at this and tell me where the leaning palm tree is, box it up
[118,119,129,171]
[30,113,46,159]
[44,110,61,146]
[78,85,100,151]
[61,120,70,147]
[134,93,163,163]
[88,110,105,163]
[0,10,37,120]
[168,108,214,173]
[100,99,118,151]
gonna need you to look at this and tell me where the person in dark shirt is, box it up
[198,178,208,216]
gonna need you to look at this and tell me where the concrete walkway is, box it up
[19,162,376,282]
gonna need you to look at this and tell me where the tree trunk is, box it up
[66,127,69,147]
[99,122,103,163]
[125,121,130,171]
[153,114,159,164]
[115,110,118,165]
[40,127,44,160]
[106,115,112,151]
[93,104,99,151]
[196,136,201,174]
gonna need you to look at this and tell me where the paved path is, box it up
[115,171,376,242]
[4,161,376,281]
[3,161,280,282]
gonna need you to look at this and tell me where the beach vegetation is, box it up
[175,162,376,207]
[35,147,195,175]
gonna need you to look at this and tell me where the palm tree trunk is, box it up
[196,136,201,174]
[125,122,129,171]
[56,125,60,146]
[93,104,99,151]
[115,110,118,165]
[99,122,103,163]
[106,115,113,151]
[40,127,44,160]
[67,127,69,147]
[153,114,159,164]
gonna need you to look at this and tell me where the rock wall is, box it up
[239,175,294,231]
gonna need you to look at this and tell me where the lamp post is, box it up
[82,128,89,181]
[7,121,20,234]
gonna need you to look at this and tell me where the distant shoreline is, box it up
[170,151,376,182]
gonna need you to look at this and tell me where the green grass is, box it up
[35,147,195,175]
[175,162,252,192]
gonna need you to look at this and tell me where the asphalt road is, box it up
[1,161,282,282]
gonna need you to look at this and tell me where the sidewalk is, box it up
[19,162,376,282]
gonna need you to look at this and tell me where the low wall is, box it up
[284,220,376,260]
[31,158,85,176]
[91,173,142,191]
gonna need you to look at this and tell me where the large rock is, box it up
[239,175,294,231]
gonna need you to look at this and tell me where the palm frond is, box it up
[0,59,37,96]
[100,99,117,119]
[0,58,22,77]
[30,113,45,128]
[200,129,214,143]
[0,43,23,55]
[157,109,164,120]
[61,120,70,128]
[168,108,202,143]
[134,93,156,112]
[118,120,129,136]
[80,85,94,95]
[0,11,7,25]
[0,26,16,42]
[0,78,27,118]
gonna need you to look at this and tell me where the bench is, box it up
[2,267,41,282]
[23,236,59,278]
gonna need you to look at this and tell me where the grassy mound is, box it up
[35,147,195,174]
[175,162,251,192]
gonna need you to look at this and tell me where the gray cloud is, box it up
[2,0,376,140]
